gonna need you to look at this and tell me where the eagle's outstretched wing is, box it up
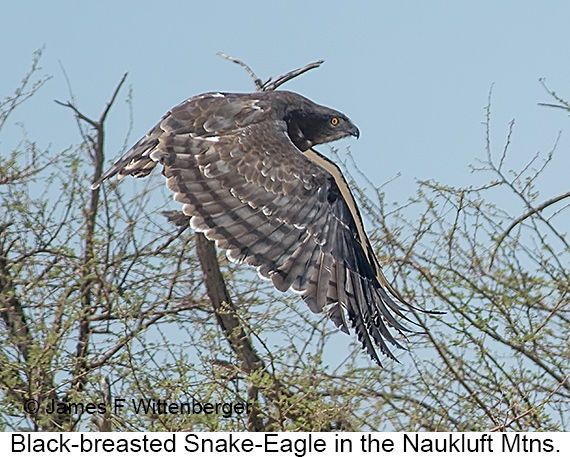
[93,91,416,365]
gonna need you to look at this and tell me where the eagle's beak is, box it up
[350,125,360,139]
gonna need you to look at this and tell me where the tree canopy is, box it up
[1,51,568,432]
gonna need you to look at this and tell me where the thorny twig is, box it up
[217,52,324,92]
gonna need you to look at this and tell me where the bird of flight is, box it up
[93,90,417,365]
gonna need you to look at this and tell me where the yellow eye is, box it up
[331,117,340,126]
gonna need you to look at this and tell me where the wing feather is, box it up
[315,252,334,312]
[329,264,350,334]
[275,233,319,292]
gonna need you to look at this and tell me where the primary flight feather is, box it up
[93,90,414,365]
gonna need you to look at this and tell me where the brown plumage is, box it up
[93,90,415,365]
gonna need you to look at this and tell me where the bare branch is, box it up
[538,102,570,111]
[54,75,128,394]
[490,371,570,432]
[100,73,128,125]
[489,189,570,267]
[54,100,99,129]
[194,233,265,431]
[217,51,324,92]
[539,78,570,112]
[261,59,324,92]
[0,47,52,132]
[216,52,265,90]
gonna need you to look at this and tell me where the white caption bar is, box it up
[3,432,568,456]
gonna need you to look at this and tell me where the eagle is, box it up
[93,90,416,365]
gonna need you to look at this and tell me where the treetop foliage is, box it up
[1,50,568,431]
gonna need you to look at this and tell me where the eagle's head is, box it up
[283,97,359,151]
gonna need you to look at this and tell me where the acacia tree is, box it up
[336,85,570,430]
[1,50,568,432]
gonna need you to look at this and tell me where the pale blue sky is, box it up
[3,1,570,203]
